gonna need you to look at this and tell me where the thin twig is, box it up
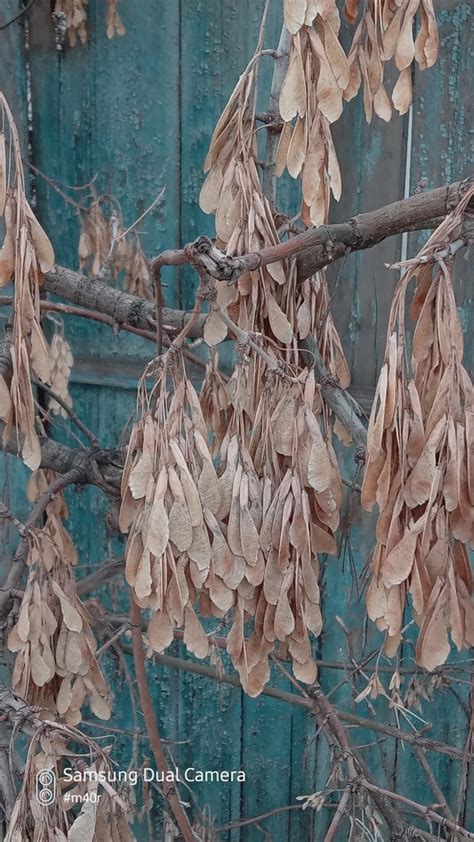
[115,642,473,763]
[361,780,474,839]
[413,744,457,824]
[116,187,165,240]
[0,0,38,30]
[323,786,351,842]
[96,623,129,658]
[129,598,197,842]
[32,378,99,446]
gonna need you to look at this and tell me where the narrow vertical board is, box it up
[0,0,29,599]
[176,647,243,839]
[395,1,474,822]
[178,0,285,310]
[27,0,181,339]
[330,18,407,393]
[0,1,29,152]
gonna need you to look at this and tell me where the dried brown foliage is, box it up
[278,0,439,226]
[48,331,74,417]
[279,3,346,224]
[344,0,438,120]
[0,95,55,470]
[350,0,437,114]
[78,197,153,298]
[362,189,474,669]
[119,37,355,697]
[54,0,125,47]
[5,723,134,841]
[8,470,111,724]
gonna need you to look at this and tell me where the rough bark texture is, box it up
[44,265,207,338]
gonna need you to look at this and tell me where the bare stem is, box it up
[129,598,197,842]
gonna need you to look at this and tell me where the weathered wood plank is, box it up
[329,19,407,394]
[395,1,474,823]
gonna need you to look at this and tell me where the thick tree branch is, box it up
[41,181,471,343]
[145,180,471,284]
[300,336,367,450]
[1,180,470,484]
[43,265,207,338]
[1,424,124,488]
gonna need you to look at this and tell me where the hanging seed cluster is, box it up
[48,332,74,417]
[362,192,474,670]
[344,0,439,120]
[121,353,343,694]
[220,368,343,692]
[121,368,225,662]
[78,198,153,299]
[279,2,347,225]
[279,0,439,225]
[199,71,294,344]
[8,471,111,724]
[121,38,355,696]
[0,96,55,470]
[53,0,125,47]
[5,728,134,842]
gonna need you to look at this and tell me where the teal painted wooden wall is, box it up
[0,0,473,839]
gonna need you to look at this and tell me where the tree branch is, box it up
[300,336,368,450]
[115,641,472,764]
[0,468,91,619]
[361,779,474,839]
[41,181,471,346]
[33,379,100,447]
[43,265,207,338]
[0,424,124,488]
[141,180,471,284]
[129,599,197,842]
[77,558,125,596]
[33,180,471,456]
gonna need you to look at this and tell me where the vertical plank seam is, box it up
[176,0,183,309]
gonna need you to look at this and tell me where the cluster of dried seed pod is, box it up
[344,0,438,120]
[6,727,134,842]
[53,0,88,47]
[78,198,123,275]
[48,331,74,417]
[279,0,439,219]
[199,69,295,346]
[120,367,223,660]
[54,0,125,47]
[220,369,342,693]
[186,37,353,693]
[78,198,153,298]
[106,0,126,39]
[121,350,342,694]
[362,191,474,670]
[8,471,111,724]
[279,2,347,224]
[0,96,55,470]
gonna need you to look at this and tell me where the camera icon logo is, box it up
[36,769,56,806]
